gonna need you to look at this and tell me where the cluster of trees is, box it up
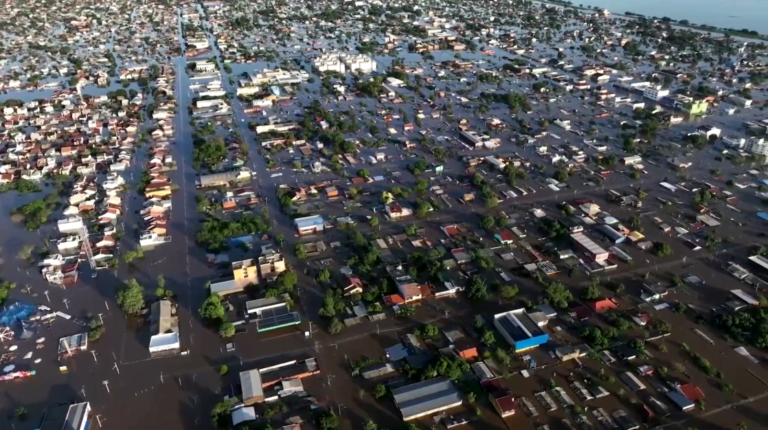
[652,241,672,257]
[503,164,528,186]
[199,294,235,338]
[581,326,619,350]
[116,279,145,315]
[193,137,228,171]
[0,179,41,195]
[319,290,347,334]
[714,308,768,349]
[0,279,16,307]
[264,271,298,299]
[420,356,471,381]
[407,159,429,175]
[544,281,573,308]
[196,213,271,251]
[479,91,531,113]
[12,193,58,231]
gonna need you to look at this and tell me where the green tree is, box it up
[582,284,601,300]
[116,279,145,315]
[374,383,387,399]
[358,169,370,178]
[499,284,519,300]
[317,268,331,282]
[480,215,495,231]
[369,217,379,228]
[481,330,496,346]
[199,294,226,321]
[219,365,229,375]
[211,399,236,429]
[467,276,489,301]
[218,322,235,338]
[652,241,672,257]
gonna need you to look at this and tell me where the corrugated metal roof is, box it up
[391,377,462,420]
[240,369,264,401]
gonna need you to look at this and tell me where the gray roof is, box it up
[240,369,264,401]
[198,171,239,186]
[391,377,462,420]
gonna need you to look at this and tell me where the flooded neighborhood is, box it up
[1,1,768,430]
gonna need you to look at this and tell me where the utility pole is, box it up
[160,372,164,384]
[98,313,104,325]
[90,350,98,362]
[62,299,69,310]
[326,374,335,387]
[102,380,110,393]
[95,415,104,428]
[44,291,50,302]
[112,362,120,375]
[80,385,86,398]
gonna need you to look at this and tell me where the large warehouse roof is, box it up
[391,377,462,420]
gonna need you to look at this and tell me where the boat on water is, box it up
[139,232,172,247]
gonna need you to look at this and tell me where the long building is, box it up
[391,377,463,421]
[571,232,609,261]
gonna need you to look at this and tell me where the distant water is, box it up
[577,0,768,34]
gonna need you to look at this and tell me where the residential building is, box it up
[194,61,217,73]
[747,138,768,156]
[209,258,258,296]
[258,252,286,282]
[682,100,708,115]
[643,86,669,101]
[294,214,325,236]
[387,265,422,302]
[391,378,463,421]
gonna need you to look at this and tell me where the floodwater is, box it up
[576,0,768,34]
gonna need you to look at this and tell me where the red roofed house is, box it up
[678,383,705,402]
[484,379,515,418]
[588,298,618,313]
[494,230,515,245]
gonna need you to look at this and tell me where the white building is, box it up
[746,138,768,156]
[312,54,346,74]
[195,61,217,73]
[643,86,670,101]
[312,53,378,74]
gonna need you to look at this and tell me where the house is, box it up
[667,157,693,169]
[494,230,515,245]
[342,277,364,296]
[386,204,414,219]
[294,215,324,236]
[588,298,618,313]
[387,265,422,302]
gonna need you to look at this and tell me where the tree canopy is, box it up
[116,279,145,315]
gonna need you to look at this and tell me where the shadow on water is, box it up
[0,384,81,429]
